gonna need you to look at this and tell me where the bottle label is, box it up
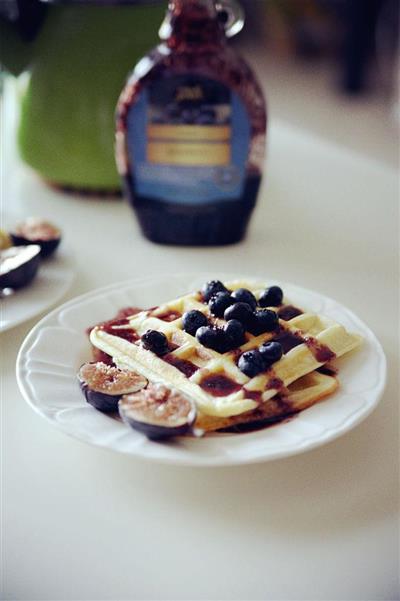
[126,75,250,204]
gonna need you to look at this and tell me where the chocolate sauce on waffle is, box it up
[200,374,242,397]
[163,354,199,377]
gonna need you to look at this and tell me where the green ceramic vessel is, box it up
[1,3,164,191]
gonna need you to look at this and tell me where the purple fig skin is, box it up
[118,386,197,441]
[0,245,41,289]
[119,410,193,440]
[80,382,120,413]
[11,234,61,258]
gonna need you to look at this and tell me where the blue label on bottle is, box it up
[126,75,250,204]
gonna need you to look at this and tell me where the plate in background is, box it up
[16,273,386,466]
[1,252,74,332]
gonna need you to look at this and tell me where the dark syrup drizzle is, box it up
[163,354,199,377]
[242,390,263,402]
[87,306,142,338]
[200,374,242,397]
[220,414,297,434]
[99,319,139,343]
[266,376,285,391]
[271,328,304,353]
[220,393,296,433]
[277,305,303,321]
[92,348,115,366]
[317,363,338,376]
[304,337,336,363]
[220,411,298,433]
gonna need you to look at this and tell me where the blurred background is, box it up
[1,0,399,194]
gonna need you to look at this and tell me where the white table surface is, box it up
[2,109,399,600]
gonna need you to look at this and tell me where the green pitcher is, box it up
[1,1,165,192]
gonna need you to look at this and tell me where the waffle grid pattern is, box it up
[90,281,362,419]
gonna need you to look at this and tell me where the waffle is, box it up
[89,280,362,428]
[197,371,339,432]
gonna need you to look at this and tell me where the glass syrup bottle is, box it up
[116,0,266,246]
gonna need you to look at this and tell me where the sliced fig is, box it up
[78,362,147,413]
[11,217,61,257]
[119,384,197,440]
[0,245,41,289]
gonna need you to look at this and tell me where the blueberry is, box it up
[238,350,265,378]
[224,319,245,348]
[208,291,234,317]
[213,329,231,353]
[196,326,229,353]
[141,329,169,355]
[248,310,279,335]
[223,302,253,327]
[182,310,208,336]
[196,326,215,348]
[201,280,228,302]
[259,341,283,366]
[231,288,257,311]
[259,286,283,307]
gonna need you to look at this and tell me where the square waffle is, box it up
[89,280,362,431]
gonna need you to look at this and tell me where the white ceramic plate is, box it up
[0,252,74,332]
[16,273,386,466]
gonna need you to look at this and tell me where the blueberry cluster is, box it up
[238,341,283,378]
[178,281,283,354]
[196,320,245,353]
[201,280,283,337]
[182,309,245,353]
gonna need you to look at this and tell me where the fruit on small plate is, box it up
[0,245,41,289]
[78,362,147,413]
[10,217,61,258]
[119,383,197,440]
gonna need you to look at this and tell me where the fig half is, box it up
[119,384,197,440]
[11,217,61,257]
[78,362,147,413]
[0,245,41,289]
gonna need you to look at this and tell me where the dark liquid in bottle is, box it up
[124,173,261,245]
[116,0,266,246]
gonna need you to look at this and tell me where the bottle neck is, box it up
[160,0,226,50]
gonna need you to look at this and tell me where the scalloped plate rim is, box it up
[16,273,387,466]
